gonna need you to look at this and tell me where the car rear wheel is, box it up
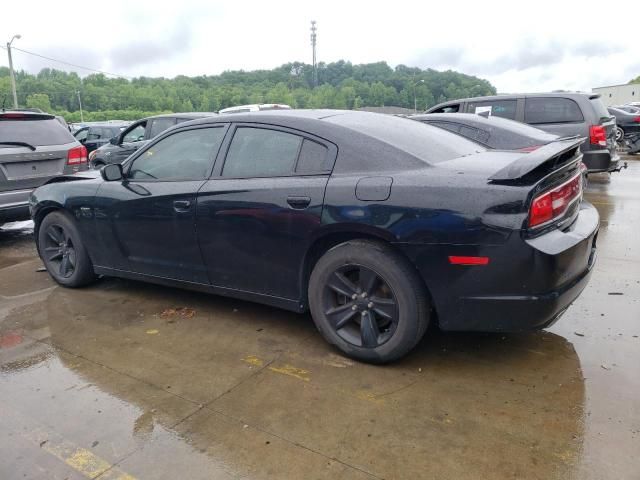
[615,127,625,142]
[309,240,430,363]
[38,211,96,287]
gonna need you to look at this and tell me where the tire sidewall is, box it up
[38,211,93,287]
[309,242,427,363]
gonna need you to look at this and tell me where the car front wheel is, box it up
[309,240,430,363]
[38,211,96,287]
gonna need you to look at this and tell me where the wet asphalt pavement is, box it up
[0,158,638,480]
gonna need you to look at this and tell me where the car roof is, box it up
[145,112,217,120]
[430,91,598,107]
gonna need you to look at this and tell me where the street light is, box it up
[6,34,21,109]
[413,78,424,113]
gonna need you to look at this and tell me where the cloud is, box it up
[107,23,193,71]
[409,39,626,77]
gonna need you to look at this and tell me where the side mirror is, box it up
[100,163,123,182]
[109,136,119,145]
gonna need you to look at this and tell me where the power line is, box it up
[0,45,132,80]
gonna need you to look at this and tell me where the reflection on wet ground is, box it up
[1,158,638,479]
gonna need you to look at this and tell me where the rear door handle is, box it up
[286,195,311,209]
[173,200,191,212]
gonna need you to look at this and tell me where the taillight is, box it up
[67,145,87,165]
[589,125,607,146]
[529,172,583,228]
[633,116,640,123]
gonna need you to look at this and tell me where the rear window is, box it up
[326,113,484,164]
[524,97,584,124]
[0,118,75,147]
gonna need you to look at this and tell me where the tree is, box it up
[26,93,52,112]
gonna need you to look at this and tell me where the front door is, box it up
[93,125,227,282]
[196,124,335,300]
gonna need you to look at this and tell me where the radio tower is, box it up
[310,21,317,87]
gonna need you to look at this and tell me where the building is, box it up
[592,83,640,106]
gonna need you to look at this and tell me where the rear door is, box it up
[109,121,147,164]
[196,124,336,300]
[0,114,79,195]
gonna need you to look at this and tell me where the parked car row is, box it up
[28,109,598,363]
[426,92,621,172]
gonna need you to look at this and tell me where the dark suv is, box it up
[73,123,129,154]
[426,93,619,172]
[90,113,216,168]
[1,111,88,224]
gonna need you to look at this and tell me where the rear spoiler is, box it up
[489,137,585,182]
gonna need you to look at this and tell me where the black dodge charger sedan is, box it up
[29,110,598,363]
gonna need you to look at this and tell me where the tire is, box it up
[92,161,105,170]
[615,127,625,143]
[38,211,96,287]
[308,240,430,363]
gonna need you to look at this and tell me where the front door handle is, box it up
[173,200,191,212]
[286,195,311,209]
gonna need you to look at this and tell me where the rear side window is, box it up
[524,98,584,124]
[296,139,330,173]
[468,100,517,120]
[0,118,74,147]
[589,97,611,121]
[223,127,302,177]
[148,117,176,138]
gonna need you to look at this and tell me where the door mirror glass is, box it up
[101,163,123,181]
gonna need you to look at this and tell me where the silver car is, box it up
[0,111,88,225]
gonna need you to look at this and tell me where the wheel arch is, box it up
[299,225,437,322]
[32,202,67,253]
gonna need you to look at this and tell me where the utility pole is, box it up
[310,21,317,88]
[76,90,84,123]
[6,34,21,109]
[413,76,424,113]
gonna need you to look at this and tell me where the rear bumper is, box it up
[0,189,32,223]
[583,149,619,172]
[400,202,599,332]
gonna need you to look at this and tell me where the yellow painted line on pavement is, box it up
[0,401,137,480]
[242,355,264,367]
[268,364,311,382]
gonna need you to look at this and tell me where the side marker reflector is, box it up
[448,256,489,265]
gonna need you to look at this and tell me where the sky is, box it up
[2,0,638,93]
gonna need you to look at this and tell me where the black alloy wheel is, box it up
[322,264,398,348]
[42,223,77,279]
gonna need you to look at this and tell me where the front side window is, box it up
[87,128,103,140]
[122,123,147,143]
[431,104,460,113]
[74,128,88,142]
[129,127,225,180]
[149,118,176,138]
[222,127,302,178]
[468,100,517,120]
[524,98,584,124]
